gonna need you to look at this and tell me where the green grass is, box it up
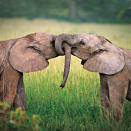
[0,18,131,131]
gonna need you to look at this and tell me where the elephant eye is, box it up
[80,40,85,45]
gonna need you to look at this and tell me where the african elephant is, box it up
[0,32,58,112]
[55,33,131,121]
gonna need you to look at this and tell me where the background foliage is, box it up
[0,0,131,22]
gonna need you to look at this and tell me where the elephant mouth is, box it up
[81,49,107,65]
[45,58,49,61]
[81,60,87,65]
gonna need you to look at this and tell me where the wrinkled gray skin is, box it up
[55,33,131,121]
[0,32,58,113]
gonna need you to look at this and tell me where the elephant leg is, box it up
[0,65,20,111]
[107,74,129,121]
[13,73,26,111]
[126,82,131,101]
[100,74,110,117]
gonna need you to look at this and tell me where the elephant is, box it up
[0,32,58,112]
[55,33,131,121]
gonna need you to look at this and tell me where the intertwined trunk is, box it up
[60,43,71,88]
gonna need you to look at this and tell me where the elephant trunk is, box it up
[55,33,74,88]
[55,33,74,55]
[60,43,71,88]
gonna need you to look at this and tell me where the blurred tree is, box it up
[69,0,78,19]
[0,0,130,22]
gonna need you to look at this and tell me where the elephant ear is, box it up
[83,39,125,75]
[9,38,49,73]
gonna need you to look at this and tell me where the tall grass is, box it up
[0,18,131,131]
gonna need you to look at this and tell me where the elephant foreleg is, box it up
[13,73,26,111]
[100,74,110,117]
[126,82,131,101]
[0,65,20,111]
[107,74,129,121]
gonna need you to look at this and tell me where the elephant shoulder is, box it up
[122,49,131,75]
[0,39,17,73]
[0,40,8,66]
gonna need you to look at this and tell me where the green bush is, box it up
[0,103,42,131]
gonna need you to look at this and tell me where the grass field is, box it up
[0,18,131,131]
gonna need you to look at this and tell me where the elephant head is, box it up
[9,32,58,73]
[55,33,125,87]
